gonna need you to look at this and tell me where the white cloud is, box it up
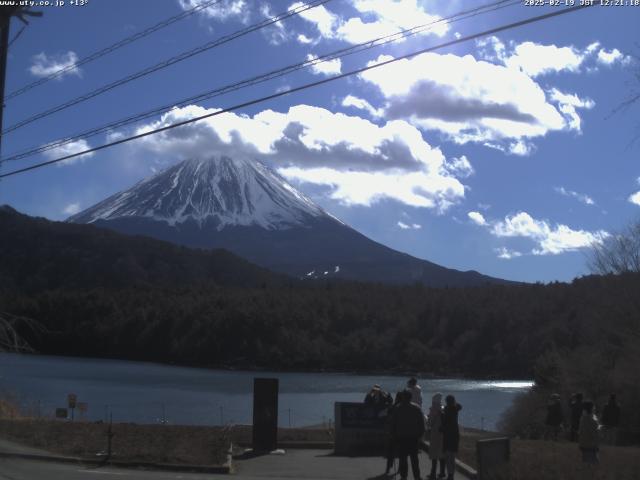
[445,155,473,178]
[359,52,571,152]
[178,0,248,22]
[131,104,467,210]
[341,95,383,118]
[597,48,631,66]
[467,211,486,226]
[478,37,632,75]
[490,211,609,255]
[495,247,522,260]
[260,4,288,45]
[29,51,81,79]
[555,186,596,206]
[306,54,342,76]
[293,0,447,44]
[548,89,595,131]
[503,41,586,77]
[397,221,421,230]
[62,203,81,216]
[296,33,314,44]
[290,1,339,38]
[43,139,95,166]
[629,191,640,206]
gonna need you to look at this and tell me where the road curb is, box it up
[0,450,232,474]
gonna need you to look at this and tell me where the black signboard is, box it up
[340,402,388,429]
[252,378,278,452]
[55,408,68,419]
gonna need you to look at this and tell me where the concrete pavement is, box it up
[0,436,472,480]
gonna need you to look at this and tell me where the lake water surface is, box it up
[0,353,532,431]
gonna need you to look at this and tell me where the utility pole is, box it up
[0,7,41,157]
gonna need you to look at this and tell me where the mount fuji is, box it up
[69,156,506,286]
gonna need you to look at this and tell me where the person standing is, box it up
[427,393,446,479]
[578,401,600,465]
[441,394,462,480]
[407,377,423,409]
[569,392,584,442]
[390,390,425,480]
[544,393,564,441]
[601,393,620,445]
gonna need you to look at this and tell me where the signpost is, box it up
[252,378,279,452]
[334,402,388,455]
[67,393,77,421]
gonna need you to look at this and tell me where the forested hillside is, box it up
[2,206,640,383]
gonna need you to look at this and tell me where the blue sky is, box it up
[0,0,639,283]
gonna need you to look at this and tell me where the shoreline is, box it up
[0,351,535,383]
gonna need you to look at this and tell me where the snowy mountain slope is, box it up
[69,156,336,230]
[69,156,509,287]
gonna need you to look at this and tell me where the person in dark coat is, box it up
[441,394,462,480]
[569,392,583,442]
[545,393,564,441]
[600,393,621,445]
[364,384,393,409]
[390,389,425,480]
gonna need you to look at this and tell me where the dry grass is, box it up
[0,419,230,465]
[0,419,334,465]
[456,431,640,480]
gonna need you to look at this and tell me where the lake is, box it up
[0,353,532,431]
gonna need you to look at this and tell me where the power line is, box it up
[0,0,519,165]
[0,4,595,180]
[0,0,332,136]
[4,0,225,100]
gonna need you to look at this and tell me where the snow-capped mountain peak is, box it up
[69,156,335,230]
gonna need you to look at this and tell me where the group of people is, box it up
[364,378,462,480]
[545,392,621,464]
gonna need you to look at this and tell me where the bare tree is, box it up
[589,219,640,275]
[0,312,39,352]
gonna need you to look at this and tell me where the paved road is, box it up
[0,449,470,480]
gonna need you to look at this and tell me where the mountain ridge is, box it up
[69,156,512,287]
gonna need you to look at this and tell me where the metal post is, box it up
[0,14,10,157]
[219,406,224,425]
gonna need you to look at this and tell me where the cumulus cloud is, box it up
[306,54,342,75]
[397,221,421,230]
[490,212,609,256]
[495,247,522,260]
[555,186,596,206]
[597,48,632,66]
[629,191,640,206]
[291,1,339,37]
[178,0,248,22]
[467,211,486,226]
[468,210,608,256]
[359,52,572,153]
[548,89,595,131]
[445,155,473,179]
[130,104,467,210]
[43,139,95,166]
[292,0,447,44]
[341,95,383,118]
[62,203,81,216]
[260,4,288,45]
[478,37,632,75]
[29,51,81,79]
[296,33,314,44]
